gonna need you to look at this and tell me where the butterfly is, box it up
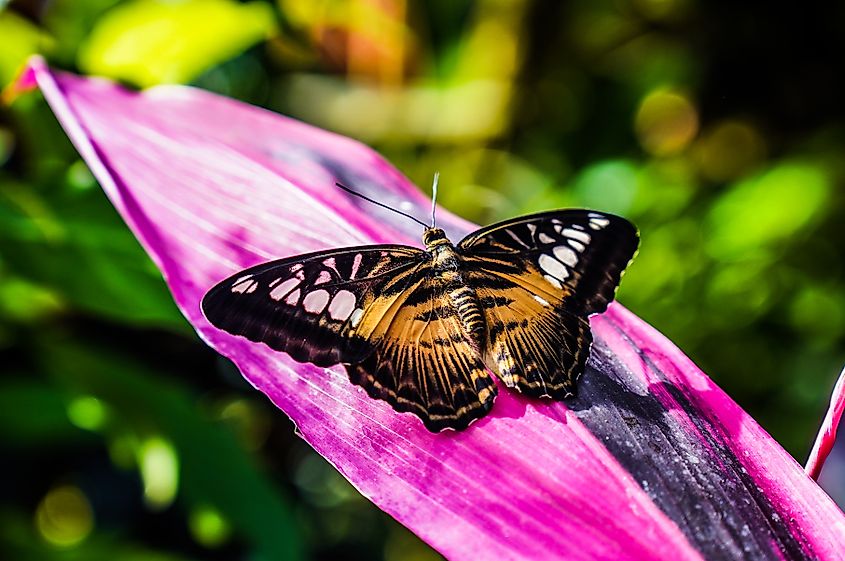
[202,183,638,432]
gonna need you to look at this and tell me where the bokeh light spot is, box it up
[790,286,844,340]
[706,261,774,323]
[35,485,94,548]
[694,120,766,182]
[217,397,271,451]
[572,160,638,214]
[635,88,699,156]
[66,160,97,192]
[295,453,356,508]
[0,278,63,322]
[189,505,231,548]
[67,395,108,431]
[706,162,830,259]
[138,436,179,509]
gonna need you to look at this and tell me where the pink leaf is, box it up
[806,365,845,480]
[20,57,845,560]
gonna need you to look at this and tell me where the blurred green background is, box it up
[2,0,845,559]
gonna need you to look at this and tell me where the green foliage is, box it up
[2,0,844,559]
[41,340,304,560]
[78,0,276,87]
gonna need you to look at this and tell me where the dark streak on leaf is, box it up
[569,330,810,561]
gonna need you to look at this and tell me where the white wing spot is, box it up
[571,224,586,231]
[270,277,300,301]
[303,290,330,314]
[290,264,303,272]
[590,217,610,230]
[544,274,563,289]
[563,228,591,244]
[350,253,363,279]
[533,294,550,307]
[350,308,364,328]
[328,290,356,321]
[233,275,253,284]
[231,279,258,294]
[538,233,555,244]
[568,239,586,252]
[315,270,332,285]
[285,289,301,305]
[505,228,530,248]
[538,254,569,280]
[527,224,537,235]
[553,245,578,267]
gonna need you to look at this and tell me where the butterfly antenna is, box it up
[430,172,439,228]
[335,182,429,229]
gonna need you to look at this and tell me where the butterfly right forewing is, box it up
[458,210,639,398]
[459,209,639,315]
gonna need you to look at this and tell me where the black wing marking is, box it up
[458,209,639,315]
[201,245,427,366]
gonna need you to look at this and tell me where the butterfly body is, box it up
[203,209,639,432]
[424,228,486,345]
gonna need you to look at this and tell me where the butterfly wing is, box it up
[202,245,496,431]
[201,245,428,366]
[459,210,639,315]
[347,272,497,432]
[458,210,639,398]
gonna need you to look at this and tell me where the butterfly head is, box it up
[423,227,451,250]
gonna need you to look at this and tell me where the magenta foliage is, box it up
[18,57,845,561]
[807,366,845,480]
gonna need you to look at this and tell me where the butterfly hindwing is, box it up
[201,245,427,366]
[466,267,592,398]
[347,272,497,431]
[459,210,638,398]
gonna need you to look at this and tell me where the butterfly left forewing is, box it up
[458,210,638,398]
[203,245,496,431]
[201,245,427,366]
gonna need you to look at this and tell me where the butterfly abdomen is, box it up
[449,285,485,342]
[426,237,487,345]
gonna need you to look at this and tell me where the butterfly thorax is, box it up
[423,228,486,345]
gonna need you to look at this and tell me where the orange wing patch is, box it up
[466,264,592,399]
[346,274,497,432]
